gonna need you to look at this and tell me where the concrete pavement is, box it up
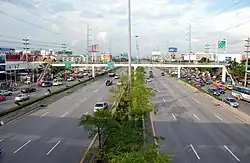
[150,68,250,163]
[0,68,126,163]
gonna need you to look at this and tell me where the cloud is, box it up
[0,0,250,55]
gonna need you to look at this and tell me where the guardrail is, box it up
[0,68,120,124]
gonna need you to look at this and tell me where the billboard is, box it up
[102,52,112,62]
[168,47,177,52]
[152,52,161,56]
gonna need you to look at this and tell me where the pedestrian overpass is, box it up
[51,63,230,83]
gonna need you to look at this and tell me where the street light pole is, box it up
[244,37,250,87]
[128,0,132,116]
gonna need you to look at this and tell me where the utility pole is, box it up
[205,43,210,53]
[87,24,92,64]
[186,23,192,63]
[244,37,250,87]
[22,37,29,70]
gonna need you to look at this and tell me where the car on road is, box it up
[0,90,12,96]
[42,81,52,87]
[146,77,152,82]
[15,94,29,102]
[0,95,6,101]
[93,102,109,112]
[114,75,120,79]
[108,72,116,77]
[105,80,113,86]
[223,97,239,108]
[208,88,220,96]
[161,72,165,76]
[149,74,154,78]
[226,84,233,90]
[21,87,36,93]
[67,77,75,82]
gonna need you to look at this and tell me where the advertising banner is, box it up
[102,52,112,62]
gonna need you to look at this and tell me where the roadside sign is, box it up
[107,61,114,68]
[64,61,72,68]
[218,39,226,49]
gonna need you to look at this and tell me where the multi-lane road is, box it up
[150,68,250,163]
[0,68,126,163]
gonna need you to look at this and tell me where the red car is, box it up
[37,81,43,87]
[0,95,6,101]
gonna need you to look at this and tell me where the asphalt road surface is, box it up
[0,68,126,163]
[149,68,250,163]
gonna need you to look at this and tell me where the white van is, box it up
[53,78,63,86]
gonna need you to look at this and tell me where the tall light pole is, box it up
[135,36,140,64]
[22,37,29,70]
[244,37,250,87]
[186,23,192,63]
[128,0,132,116]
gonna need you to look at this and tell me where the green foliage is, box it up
[227,60,245,77]
[79,67,171,163]
[110,146,172,163]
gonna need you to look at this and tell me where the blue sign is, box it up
[0,47,15,53]
[225,57,231,61]
[168,47,177,52]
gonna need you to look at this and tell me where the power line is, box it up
[0,10,60,35]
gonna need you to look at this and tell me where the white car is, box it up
[15,94,29,102]
[93,102,108,112]
[0,90,12,96]
[146,78,152,82]
[67,77,75,82]
[114,75,119,79]
[117,82,122,86]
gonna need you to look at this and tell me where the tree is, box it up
[79,67,171,163]
[227,59,245,77]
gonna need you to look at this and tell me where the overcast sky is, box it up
[0,0,250,56]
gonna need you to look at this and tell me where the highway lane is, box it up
[0,79,88,112]
[150,68,250,163]
[0,68,126,163]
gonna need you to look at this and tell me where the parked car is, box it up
[0,90,12,96]
[21,87,36,93]
[105,80,113,86]
[15,94,29,102]
[93,102,109,112]
[216,87,225,94]
[208,88,220,96]
[0,95,6,101]
[224,97,239,108]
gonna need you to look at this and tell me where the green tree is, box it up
[227,59,245,77]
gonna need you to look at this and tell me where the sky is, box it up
[0,0,250,57]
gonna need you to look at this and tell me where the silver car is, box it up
[93,102,108,112]
[224,97,239,108]
[15,94,29,102]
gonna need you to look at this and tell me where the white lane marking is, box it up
[190,144,200,160]
[81,98,87,103]
[193,113,200,120]
[172,113,176,120]
[193,98,200,104]
[0,139,3,142]
[224,145,240,161]
[14,140,31,154]
[94,89,99,93]
[163,98,166,102]
[40,112,49,118]
[47,141,61,155]
[60,112,68,118]
[214,114,223,121]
